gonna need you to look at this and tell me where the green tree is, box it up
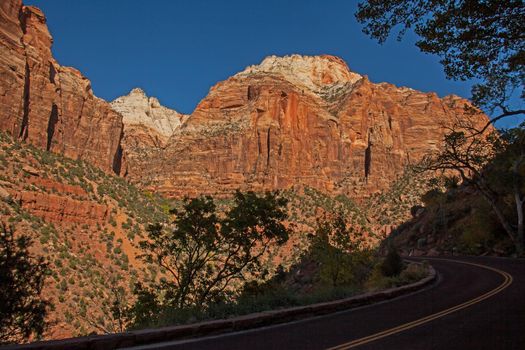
[355,0,524,126]
[0,224,50,344]
[486,124,525,253]
[421,123,524,255]
[310,213,371,287]
[124,283,160,328]
[132,191,290,325]
[75,274,130,334]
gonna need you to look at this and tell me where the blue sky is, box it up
[27,0,523,128]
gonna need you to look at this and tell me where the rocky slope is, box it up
[0,131,172,339]
[0,130,343,339]
[388,184,514,257]
[123,54,488,199]
[0,0,124,173]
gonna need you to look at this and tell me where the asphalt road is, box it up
[124,257,525,350]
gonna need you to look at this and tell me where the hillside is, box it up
[388,185,513,256]
[0,131,171,338]
[0,127,437,339]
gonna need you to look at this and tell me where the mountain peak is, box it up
[111,88,187,138]
[237,54,362,94]
[129,87,147,96]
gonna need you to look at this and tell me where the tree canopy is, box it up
[310,213,372,287]
[128,191,290,327]
[355,0,524,122]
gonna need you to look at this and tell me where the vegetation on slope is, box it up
[0,131,172,338]
[0,130,433,341]
[0,224,49,344]
[119,202,426,330]
[389,123,525,256]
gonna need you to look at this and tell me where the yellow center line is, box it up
[326,259,513,350]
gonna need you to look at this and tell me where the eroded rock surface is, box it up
[125,55,488,199]
[1,1,489,201]
[13,190,109,225]
[0,0,124,173]
[111,88,188,148]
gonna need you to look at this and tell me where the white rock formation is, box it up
[237,54,363,97]
[111,88,188,138]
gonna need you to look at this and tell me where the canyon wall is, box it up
[122,55,487,199]
[110,88,188,174]
[1,0,489,199]
[0,0,124,173]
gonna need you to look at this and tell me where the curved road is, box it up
[124,257,525,350]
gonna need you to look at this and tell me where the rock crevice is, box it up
[20,60,30,139]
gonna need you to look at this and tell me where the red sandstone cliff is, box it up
[123,55,488,198]
[1,0,489,199]
[0,0,124,173]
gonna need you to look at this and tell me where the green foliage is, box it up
[399,262,428,282]
[310,212,372,287]
[486,124,525,198]
[122,218,132,230]
[0,224,50,344]
[282,186,369,230]
[421,188,446,208]
[444,175,460,190]
[364,167,431,228]
[129,191,290,328]
[127,274,360,329]
[355,0,523,115]
[108,216,117,227]
[367,262,427,291]
[458,202,499,254]
[109,286,127,333]
[124,284,162,328]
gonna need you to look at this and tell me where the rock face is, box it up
[125,54,488,198]
[111,88,188,148]
[13,190,109,226]
[0,0,124,173]
[0,0,489,200]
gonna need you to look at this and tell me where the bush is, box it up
[399,263,427,283]
[380,246,403,277]
[367,261,427,291]
[421,189,445,207]
[458,203,498,254]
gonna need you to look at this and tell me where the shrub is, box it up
[380,245,403,277]
[421,189,445,207]
[399,263,427,283]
